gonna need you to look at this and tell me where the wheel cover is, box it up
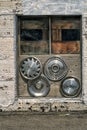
[60,77,81,97]
[27,75,50,97]
[20,57,42,80]
[44,57,68,81]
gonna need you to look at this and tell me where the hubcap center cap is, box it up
[52,64,59,73]
[36,81,43,90]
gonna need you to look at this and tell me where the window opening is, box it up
[19,17,49,55]
[18,15,82,98]
[51,16,81,54]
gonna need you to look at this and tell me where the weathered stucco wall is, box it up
[0,0,87,112]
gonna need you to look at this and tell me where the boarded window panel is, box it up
[20,17,49,55]
[21,19,48,29]
[20,41,49,55]
[51,16,81,54]
[52,29,62,42]
[51,41,80,54]
[52,29,58,41]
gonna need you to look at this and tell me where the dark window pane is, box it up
[21,29,43,41]
[62,29,80,41]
